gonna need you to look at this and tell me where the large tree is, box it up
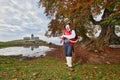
[39,0,120,51]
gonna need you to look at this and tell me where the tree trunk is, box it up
[85,25,120,52]
[82,8,120,51]
[85,25,111,51]
[109,26,120,45]
[86,8,114,51]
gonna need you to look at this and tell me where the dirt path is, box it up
[46,44,120,64]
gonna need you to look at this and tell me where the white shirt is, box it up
[64,30,76,39]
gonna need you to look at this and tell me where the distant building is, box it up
[23,37,30,40]
[31,34,34,40]
[23,34,39,43]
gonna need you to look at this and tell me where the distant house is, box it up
[23,34,39,43]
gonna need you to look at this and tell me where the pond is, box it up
[0,46,52,58]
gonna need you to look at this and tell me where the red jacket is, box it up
[64,30,78,46]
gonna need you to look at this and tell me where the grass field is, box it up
[0,40,47,47]
[0,56,120,80]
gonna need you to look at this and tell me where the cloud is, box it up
[0,0,51,42]
[0,24,23,32]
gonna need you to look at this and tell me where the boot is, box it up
[68,67,75,71]
[66,57,72,67]
[66,57,75,71]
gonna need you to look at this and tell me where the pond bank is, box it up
[45,44,120,64]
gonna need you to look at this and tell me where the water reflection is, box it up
[0,46,52,58]
[23,46,39,51]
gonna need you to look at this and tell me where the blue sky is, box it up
[0,0,61,44]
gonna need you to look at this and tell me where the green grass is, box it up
[0,56,120,80]
[0,40,47,47]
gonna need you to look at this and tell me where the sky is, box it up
[0,0,61,45]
